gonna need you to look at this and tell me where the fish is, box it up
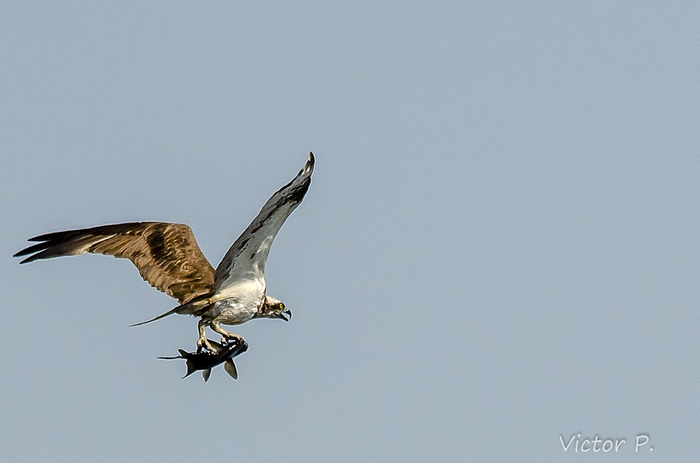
[159,338,248,381]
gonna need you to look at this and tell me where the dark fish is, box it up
[159,338,248,381]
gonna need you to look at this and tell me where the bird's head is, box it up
[257,296,291,321]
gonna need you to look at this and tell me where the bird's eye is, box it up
[279,303,285,309]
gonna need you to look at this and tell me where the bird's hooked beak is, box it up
[280,308,292,322]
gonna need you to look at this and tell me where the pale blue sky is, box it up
[2,1,700,461]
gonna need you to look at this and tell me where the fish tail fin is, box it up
[159,349,189,361]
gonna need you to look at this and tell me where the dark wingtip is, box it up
[14,253,41,264]
[14,234,68,263]
[13,242,43,261]
[303,152,315,176]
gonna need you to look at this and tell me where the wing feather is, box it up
[14,222,214,304]
[213,153,314,292]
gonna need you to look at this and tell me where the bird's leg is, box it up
[197,319,216,353]
[210,321,245,346]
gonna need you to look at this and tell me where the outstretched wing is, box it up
[14,222,214,304]
[213,152,314,292]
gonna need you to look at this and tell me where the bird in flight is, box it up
[15,153,314,353]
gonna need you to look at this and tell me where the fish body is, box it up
[160,338,248,381]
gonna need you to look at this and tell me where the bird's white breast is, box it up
[212,277,265,325]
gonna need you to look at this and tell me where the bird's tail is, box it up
[130,307,179,327]
[131,297,211,327]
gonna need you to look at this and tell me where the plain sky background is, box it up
[2,1,699,462]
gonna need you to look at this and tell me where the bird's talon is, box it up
[223,335,243,347]
[197,340,215,354]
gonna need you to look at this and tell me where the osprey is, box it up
[15,153,314,352]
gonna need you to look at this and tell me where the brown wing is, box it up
[14,222,214,304]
